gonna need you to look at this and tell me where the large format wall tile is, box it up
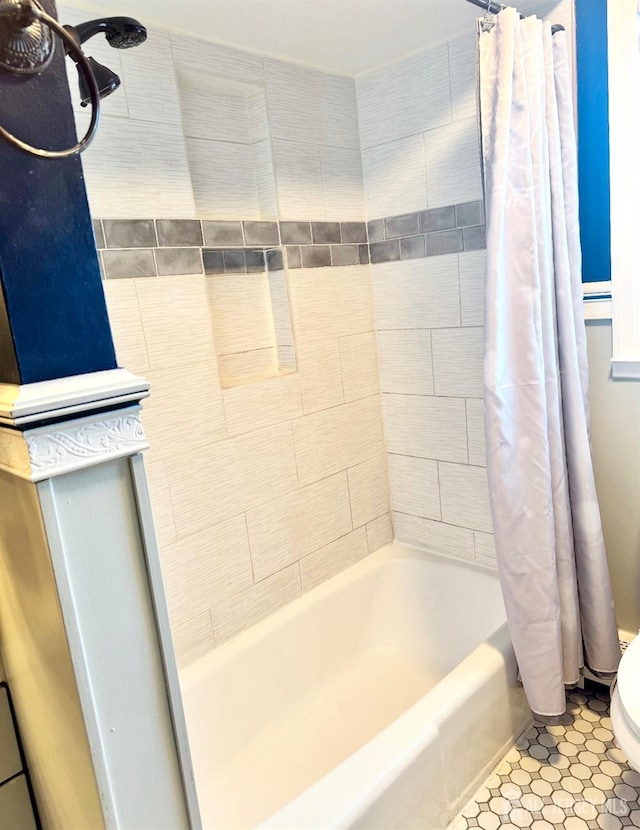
[319,74,361,149]
[474,531,497,568]
[274,140,325,220]
[357,29,499,575]
[376,330,434,396]
[459,250,487,327]
[102,280,150,375]
[207,273,276,359]
[168,424,299,537]
[265,60,359,150]
[320,146,366,221]
[119,27,183,126]
[180,83,251,144]
[293,395,386,487]
[366,513,393,552]
[438,462,493,534]
[339,332,379,403]
[347,455,391,528]
[268,270,295,355]
[219,348,277,380]
[362,135,428,218]
[186,137,260,219]
[171,612,216,669]
[388,455,441,521]
[246,472,352,582]
[466,398,486,467]
[299,528,369,591]
[296,339,345,414]
[161,514,254,624]
[424,118,483,208]
[144,459,177,549]
[371,256,461,330]
[142,362,227,458]
[382,394,468,463]
[82,116,196,219]
[90,11,507,667]
[135,275,216,369]
[393,513,475,561]
[448,34,477,123]
[222,374,303,436]
[265,59,327,145]
[248,94,270,144]
[289,265,375,347]
[356,45,451,149]
[211,564,301,643]
[252,139,279,220]
[170,33,265,85]
[431,327,485,398]
[101,246,391,666]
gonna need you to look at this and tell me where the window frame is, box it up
[605,0,640,376]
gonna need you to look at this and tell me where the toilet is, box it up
[611,634,640,772]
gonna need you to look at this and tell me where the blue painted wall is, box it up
[575,0,611,284]
[0,0,117,385]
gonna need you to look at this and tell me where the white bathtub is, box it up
[179,542,530,830]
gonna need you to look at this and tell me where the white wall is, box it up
[587,322,640,635]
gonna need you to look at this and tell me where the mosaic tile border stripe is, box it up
[202,248,285,275]
[93,200,487,279]
[367,200,486,263]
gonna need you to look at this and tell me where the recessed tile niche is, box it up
[178,68,295,386]
[206,257,296,388]
[177,70,277,221]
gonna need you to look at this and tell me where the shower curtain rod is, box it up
[465,0,565,33]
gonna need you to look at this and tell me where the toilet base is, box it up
[611,683,640,772]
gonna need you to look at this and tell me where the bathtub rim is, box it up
[178,541,524,830]
[179,540,503,691]
[258,621,520,830]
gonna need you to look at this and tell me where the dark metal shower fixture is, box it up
[64,16,147,107]
[0,0,146,158]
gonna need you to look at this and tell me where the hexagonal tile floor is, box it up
[450,684,640,830]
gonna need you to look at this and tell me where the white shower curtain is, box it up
[478,8,620,719]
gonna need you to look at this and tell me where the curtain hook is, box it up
[480,0,497,33]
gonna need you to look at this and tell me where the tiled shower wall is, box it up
[60,4,365,223]
[356,31,496,567]
[104,262,390,667]
[61,0,575,663]
[356,0,575,569]
[60,3,390,666]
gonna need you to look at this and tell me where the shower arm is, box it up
[464,0,565,34]
[466,0,508,14]
[0,0,100,158]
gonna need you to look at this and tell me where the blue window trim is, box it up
[575,0,611,284]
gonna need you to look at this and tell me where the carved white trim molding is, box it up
[0,406,149,482]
